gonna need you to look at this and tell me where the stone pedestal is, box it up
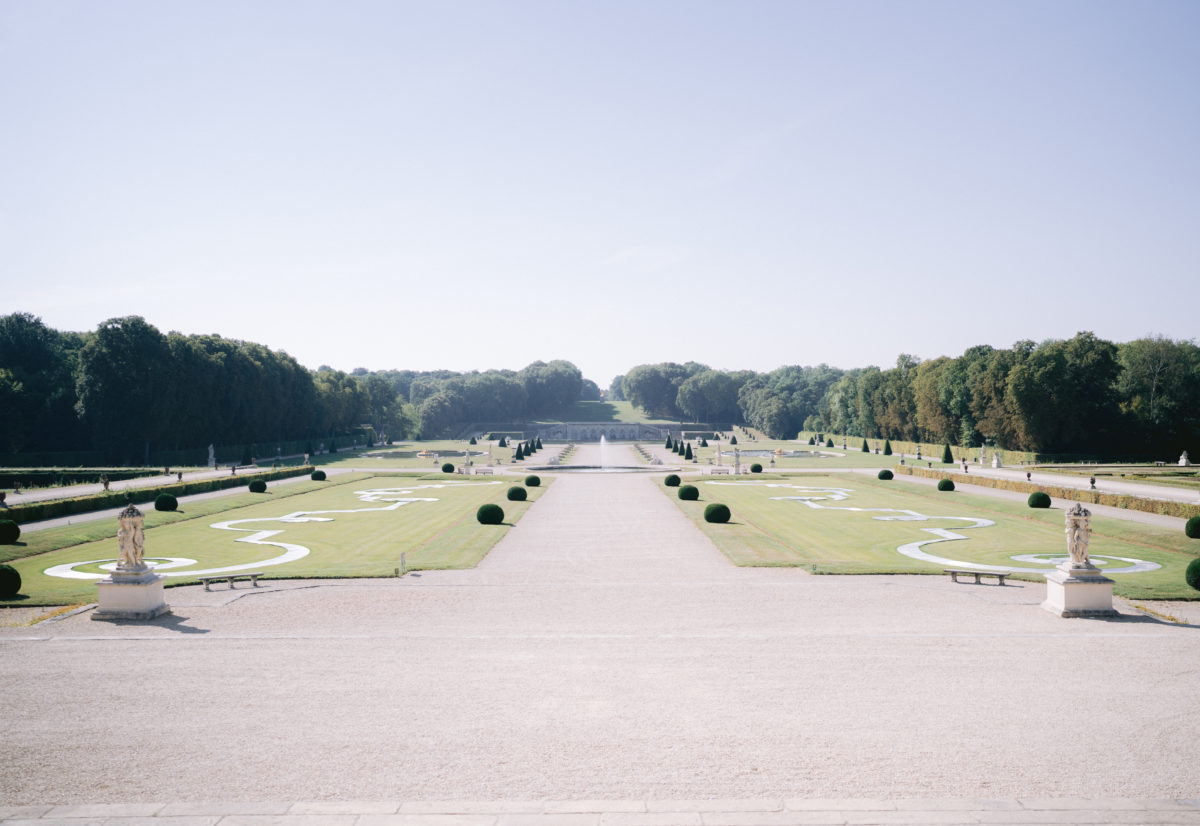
[93,568,170,621]
[1042,565,1116,618]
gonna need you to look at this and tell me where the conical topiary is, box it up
[536,437,543,450]
[514,443,524,460]
[469,436,477,445]
[825,438,834,448]
[883,439,892,456]
[685,443,693,460]
[861,439,869,453]
[942,443,954,464]
[730,435,738,445]
[665,436,673,449]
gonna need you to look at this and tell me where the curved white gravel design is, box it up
[710,482,1160,574]
[44,482,499,580]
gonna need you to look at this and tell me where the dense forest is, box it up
[615,331,1200,457]
[2,313,1196,463]
[0,313,584,463]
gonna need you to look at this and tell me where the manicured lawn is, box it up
[3,474,546,606]
[666,472,1200,600]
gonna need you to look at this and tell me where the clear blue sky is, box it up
[4,0,1198,389]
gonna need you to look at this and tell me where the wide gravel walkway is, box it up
[2,444,1198,819]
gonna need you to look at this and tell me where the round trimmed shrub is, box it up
[0,519,22,544]
[154,493,178,512]
[1186,558,1200,591]
[1186,516,1200,540]
[248,479,267,493]
[441,462,455,473]
[476,503,504,525]
[311,470,326,481]
[937,478,955,492]
[506,486,527,501]
[877,469,893,480]
[678,484,699,501]
[0,564,20,598]
[1027,491,1052,509]
[524,475,541,487]
[664,474,681,487]
[704,503,731,523]
[750,463,763,473]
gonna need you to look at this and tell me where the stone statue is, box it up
[207,443,215,467]
[1064,503,1092,568]
[1180,451,1191,467]
[116,502,147,571]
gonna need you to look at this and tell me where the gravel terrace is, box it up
[1,444,1197,805]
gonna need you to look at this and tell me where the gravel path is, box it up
[2,444,1198,804]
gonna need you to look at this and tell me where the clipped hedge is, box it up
[476,503,504,525]
[937,478,955,492]
[248,479,268,493]
[1186,558,1200,591]
[1028,491,1052,509]
[748,463,761,473]
[894,465,1200,521]
[2,466,316,525]
[877,469,893,480]
[524,475,541,487]
[441,462,455,473]
[704,503,731,523]
[1187,516,1200,539]
[311,470,326,481]
[678,484,699,501]
[154,493,178,512]
[0,564,20,598]
[0,519,20,544]
[506,486,527,501]
[664,474,681,487]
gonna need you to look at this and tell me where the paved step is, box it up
[4,799,1200,825]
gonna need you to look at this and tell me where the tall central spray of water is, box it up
[600,435,609,468]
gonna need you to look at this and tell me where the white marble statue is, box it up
[1180,451,1191,467]
[1064,503,1093,568]
[116,503,146,571]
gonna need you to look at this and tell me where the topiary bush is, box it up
[665,436,673,449]
[700,438,708,447]
[476,503,505,524]
[808,437,816,446]
[524,475,541,487]
[730,435,738,445]
[0,564,20,598]
[0,519,21,544]
[861,439,869,453]
[704,503,731,523]
[750,463,762,473]
[678,484,699,501]
[469,436,477,445]
[1186,558,1200,591]
[942,443,954,464]
[506,486,527,501]
[937,478,955,492]
[249,480,267,493]
[154,493,178,512]
[441,462,455,473]
[883,439,892,456]
[514,444,524,460]
[825,438,834,448]
[877,469,893,480]
[1186,516,1200,539]
[1028,491,1052,509]
[685,443,693,460]
[664,474,681,487]
[311,470,326,481]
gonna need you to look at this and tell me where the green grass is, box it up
[532,400,674,424]
[2,474,547,606]
[667,472,1200,600]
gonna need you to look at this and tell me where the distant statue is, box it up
[207,444,215,467]
[1064,503,1092,568]
[116,502,146,571]
[1181,451,1192,467]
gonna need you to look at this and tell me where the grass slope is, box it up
[667,473,1199,600]
[2,475,546,606]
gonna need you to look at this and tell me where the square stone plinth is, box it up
[93,571,170,620]
[1042,567,1116,618]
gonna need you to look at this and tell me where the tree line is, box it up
[0,313,586,462]
[615,332,1200,457]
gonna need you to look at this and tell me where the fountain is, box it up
[600,435,609,469]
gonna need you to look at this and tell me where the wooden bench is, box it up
[199,572,265,591]
[944,568,1010,586]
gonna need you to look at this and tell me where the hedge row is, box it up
[2,466,316,524]
[893,465,1200,520]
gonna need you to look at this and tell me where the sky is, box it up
[3,0,1198,389]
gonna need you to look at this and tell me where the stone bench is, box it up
[710,467,731,474]
[944,568,1010,586]
[472,467,493,475]
[199,572,265,591]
